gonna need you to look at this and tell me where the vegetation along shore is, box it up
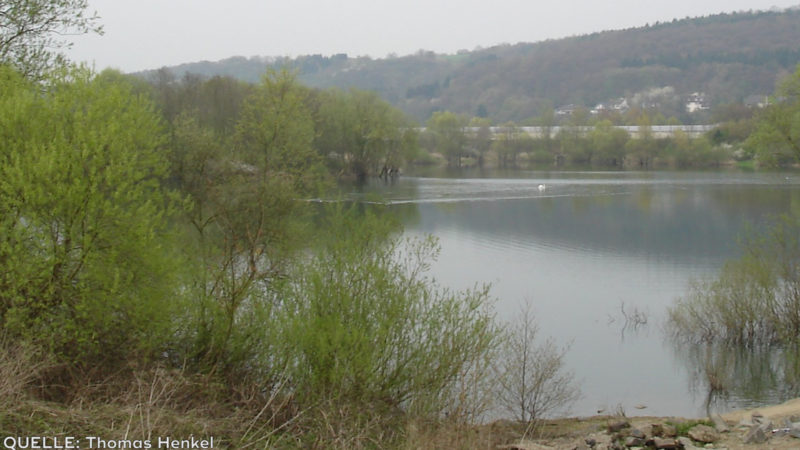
[2,1,800,448]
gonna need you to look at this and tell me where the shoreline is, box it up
[497,397,800,449]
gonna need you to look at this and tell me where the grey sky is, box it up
[67,0,799,73]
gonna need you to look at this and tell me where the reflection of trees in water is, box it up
[607,301,649,343]
[669,341,800,415]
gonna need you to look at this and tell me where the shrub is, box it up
[668,213,800,346]
[496,301,580,425]
[0,66,178,366]
[275,205,500,420]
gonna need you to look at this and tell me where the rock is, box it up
[687,424,719,443]
[588,433,612,448]
[649,424,664,437]
[496,440,554,450]
[662,424,677,438]
[623,436,645,447]
[607,420,630,433]
[743,426,768,444]
[628,428,645,439]
[651,437,678,449]
[677,437,700,450]
[711,414,729,433]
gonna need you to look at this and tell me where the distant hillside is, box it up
[145,8,800,123]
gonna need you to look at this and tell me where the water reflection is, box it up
[670,341,800,415]
[351,169,800,417]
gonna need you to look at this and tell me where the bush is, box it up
[0,66,179,366]
[275,205,501,421]
[668,213,800,346]
[496,301,580,424]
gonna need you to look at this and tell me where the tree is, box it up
[0,66,177,364]
[746,65,800,167]
[493,122,529,168]
[170,70,329,375]
[624,112,659,168]
[313,88,417,180]
[589,120,629,167]
[0,0,102,79]
[468,117,493,167]
[235,69,325,193]
[427,111,468,167]
[497,302,580,424]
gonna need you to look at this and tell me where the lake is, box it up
[350,169,800,418]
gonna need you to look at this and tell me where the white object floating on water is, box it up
[538,184,546,192]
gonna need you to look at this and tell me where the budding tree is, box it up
[0,0,102,79]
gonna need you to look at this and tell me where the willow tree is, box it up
[0,67,177,364]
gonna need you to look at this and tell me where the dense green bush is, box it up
[0,66,179,365]
[276,206,500,417]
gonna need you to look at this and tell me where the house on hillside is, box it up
[556,104,579,117]
[685,92,710,113]
[590,98,629,115]
[612,98,629,112]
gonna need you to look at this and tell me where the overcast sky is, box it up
[66,0,799,73]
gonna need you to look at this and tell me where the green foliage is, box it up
[664,132,727,168]
[168,112,311,377]
[426,111,469,166]
[148,70,253,139]
[745,65,800,167]
[0,0,102,80]
[589,120,629,167]
[666,419,714,437]
[493,123,533,168]
[312,88,418,180]
[0,66,178,363]
[276,205,500,416]
[668,213,800,346]
[236,69,326,193]
[467,117,492,167]
[709,103,757,145]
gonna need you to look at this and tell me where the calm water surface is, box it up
[351,169,800,418]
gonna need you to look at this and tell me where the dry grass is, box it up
[0,340,52,411]
[0,340,579,449]
[0,343,300,447]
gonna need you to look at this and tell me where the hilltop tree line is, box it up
[143,64,800,173]
[157,8,800,123]
[143,65,800,173]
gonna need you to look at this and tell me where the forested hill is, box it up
[147,8,800,123]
